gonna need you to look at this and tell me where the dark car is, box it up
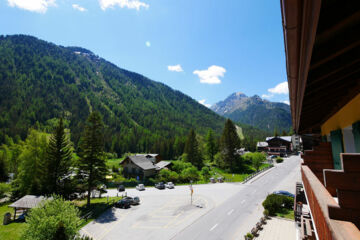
[117,185,125,192]
[115,199,131,209]
[273,190,295,198]
[124,196,140,205]
[155,182,165,190]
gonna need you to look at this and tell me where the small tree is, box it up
[201,166,211,181]
[22,196,83,240]
[78,112,107,207]
[252,152,265,172]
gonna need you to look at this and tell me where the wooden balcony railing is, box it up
[302,157,360,240]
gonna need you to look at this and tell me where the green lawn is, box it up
[106,157,125,169]
[0,202,27,240]
[275,208,294,220]
[211,163,272,182]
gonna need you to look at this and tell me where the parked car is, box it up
[136,184,145,191]
[117,185,125,192]
[270,155,278,159]
[123,196,140,205]
[217,177,224,183]
[210,177,216,183]
[273,190,295,198]
[165,182,175,189]
[115,198,131,209]
[155,182,165,189]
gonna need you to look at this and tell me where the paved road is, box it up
[172,155,301,240]
[81,155,301,240]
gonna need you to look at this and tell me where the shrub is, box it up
[263,209,269,217]
[180,166,200,182]
[262,194,294,215]
[201,166,211,181]
[245,232,254,239]
[172,160,194,174]
[0,182,11,199]
[22,196,83,240]
[276,157,284,163]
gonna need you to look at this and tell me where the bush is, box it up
[180,166,200,182]
[201,166,211,181]
[263,209,269,217]
[172,160,194,174]
[262,194,293,215]
[245,232,254,239]
[0,182,11,199]
[22,196,83,240]
[276,157,284,163]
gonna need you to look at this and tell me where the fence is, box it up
[242,165,274,184]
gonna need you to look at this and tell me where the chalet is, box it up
[121,154,170,180]
[256,142,268,152]
[266,136,292,155]
[281,0,360,239]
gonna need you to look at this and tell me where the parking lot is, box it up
[81,182,245,240]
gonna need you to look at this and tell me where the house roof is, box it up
[9,195,51,209]
[257,142,269,147]
[155,161,171,170]
[136,154,159,158]
[127,155,157,170]
[266,136,292,142]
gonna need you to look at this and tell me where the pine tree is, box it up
[220,119,241,170]
[184,129,202,169]
[47,118,73,195]
[78,112,107,207]
[274,127,279,137]
[205,129,217,162]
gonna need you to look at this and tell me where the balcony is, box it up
[301,150,360,240]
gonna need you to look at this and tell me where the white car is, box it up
[165,182,175,189]
[136,184,145,191]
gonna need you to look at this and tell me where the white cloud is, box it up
[7,0,56,13]
[283,100,290,105]
[72,4,87,12]
[268,81,289,94]
[261,94,273,99]
[193,65,226,84]
[198,99,211,108]
[99,0,149,11]
[167,64,183,72]
[145,41,151,47]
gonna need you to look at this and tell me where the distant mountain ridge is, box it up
[211,92,291,132]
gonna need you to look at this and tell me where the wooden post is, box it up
[13,208,16,220]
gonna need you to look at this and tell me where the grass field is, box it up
[275,208,295,220]
[0,202,26,240]
[106,157,125,169]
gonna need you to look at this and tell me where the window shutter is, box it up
[352,121,360,153]
[330,129,344,170]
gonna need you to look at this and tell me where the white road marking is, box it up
[252,190,257,194]
[241,200,246,204]
[210,223,218,231]
[227,209,234,215]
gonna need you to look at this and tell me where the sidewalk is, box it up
[255,217,297,240]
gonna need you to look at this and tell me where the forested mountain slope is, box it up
[211,92,291,132]
[0,35,225,155]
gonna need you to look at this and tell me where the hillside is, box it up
[211,92,291,132]
[0,35,226,155]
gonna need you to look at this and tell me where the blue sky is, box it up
[0,0,289,107]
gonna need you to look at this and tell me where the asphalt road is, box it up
[172,155,301,240]
[81,155,301,240]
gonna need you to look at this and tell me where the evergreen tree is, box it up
[220,119,241,170]
[78,112,107,207]
[47,118,73,195]
[205,129,217,162]
[184,129,202,169]
[281,130,287,136]
[274,127,279,137]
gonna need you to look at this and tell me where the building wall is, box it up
[321,94,360,135]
